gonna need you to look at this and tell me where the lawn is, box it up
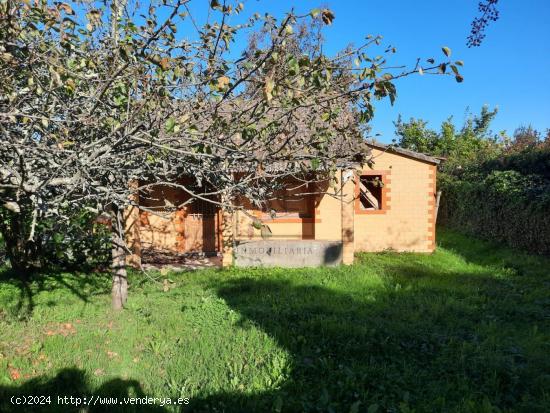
[0,229,549,412]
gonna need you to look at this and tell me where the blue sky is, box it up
[190,0,550,143]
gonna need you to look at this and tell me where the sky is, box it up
[192,0,550,143]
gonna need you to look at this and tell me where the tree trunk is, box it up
[110,209,128,310]
[5,240,34,276]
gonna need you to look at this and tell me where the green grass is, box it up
[0,229,549,412]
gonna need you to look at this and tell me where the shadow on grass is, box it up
[0,368,169,413]
[0,269,110,320]
[437,228,550,278]
[186,265,548,412]
[1,230,548,412]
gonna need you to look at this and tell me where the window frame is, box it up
[355,170,391,215]
[260,187,320,223]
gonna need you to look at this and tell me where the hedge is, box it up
[438,170,550,255]
[480,146,550,179]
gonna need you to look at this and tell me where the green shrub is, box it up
[481,146,550,179]
[439,170,550,255]
[0,210,111,271]
[395,109,549,254]
[38,211,111,270]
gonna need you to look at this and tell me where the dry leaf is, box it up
[9,367,21,381]
[159,57,170,71]
[217,76,230,89]
[321,9,335,25]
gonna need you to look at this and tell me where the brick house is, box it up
[125,142,440,267]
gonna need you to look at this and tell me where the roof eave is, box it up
[365,142,441,165]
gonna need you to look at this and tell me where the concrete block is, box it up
[234,240,343,267]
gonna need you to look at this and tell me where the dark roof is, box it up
[366,141,441,165]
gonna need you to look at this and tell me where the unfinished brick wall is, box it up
[125,151,437,267]
[233,175,358,245]
[354,148,436,253]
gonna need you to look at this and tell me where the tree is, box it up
[395,106,502,173]
[0,0,179,307]
[507,126,544,152]
[1,0,461,309]
[393,115,439,153]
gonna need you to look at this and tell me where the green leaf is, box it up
[310,8,321,17]
[62,17,77,27]
[58,3,75,15]
[165,118,176,133]
[359,67,374,80]
[442,46,451,57]
[260,224,272,239]
[311,158,320,171]
[455,60,464,66]
[288,57,299,75]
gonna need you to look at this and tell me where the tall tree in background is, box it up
[394,106,501,172]
[506,126,548,152]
